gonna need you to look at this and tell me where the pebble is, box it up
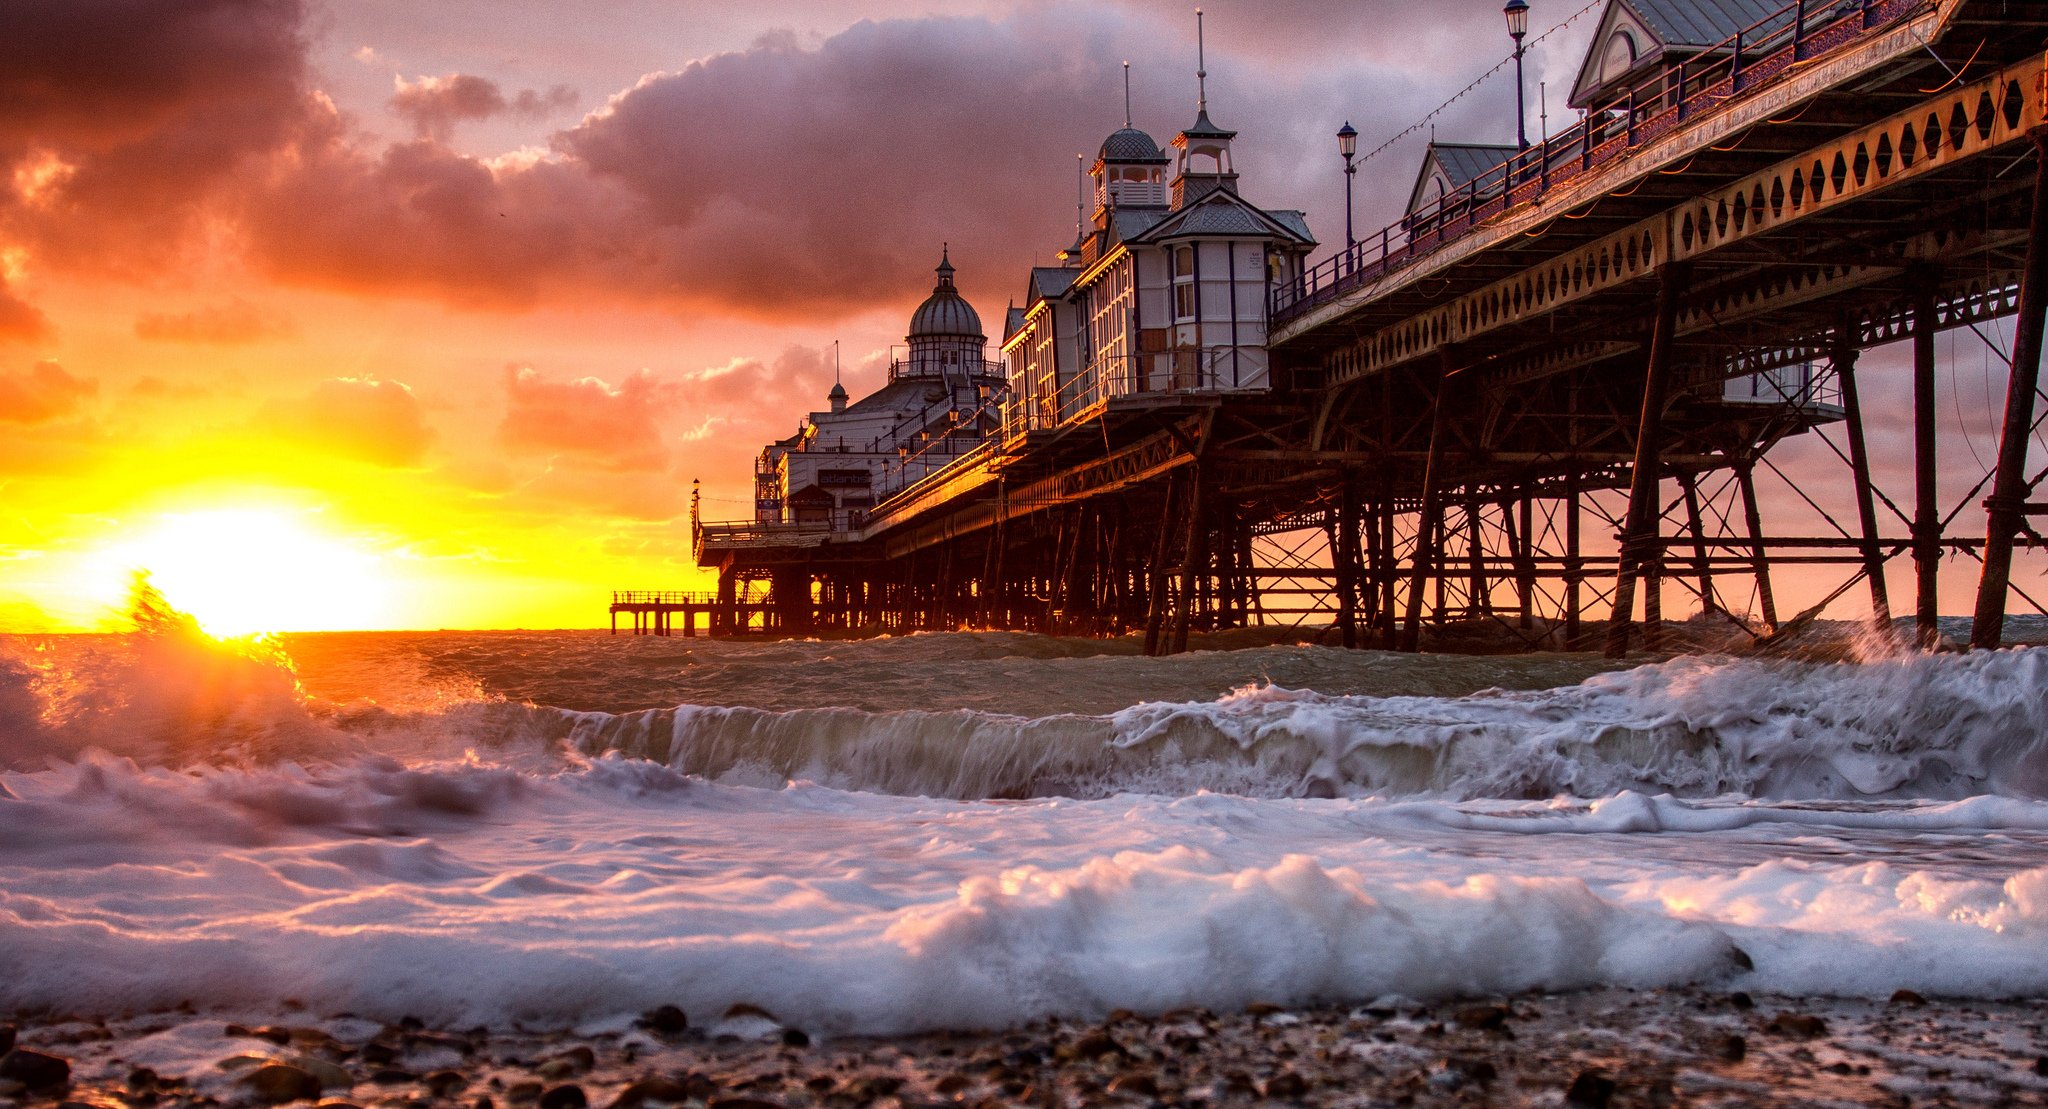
[537,1084,585,1109]
[1764,1012,1828,1039]
[0,1048,72,1092]
[633,1007,688,1038]
[240,1063,323,1105]
[1565,1068,1616,1108]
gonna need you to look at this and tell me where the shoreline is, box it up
[8,989,2047,1108]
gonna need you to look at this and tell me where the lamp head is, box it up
[1336,121,1357,159]
[1504,0,1529,40]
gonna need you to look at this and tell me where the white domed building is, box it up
[754,251,1007,529]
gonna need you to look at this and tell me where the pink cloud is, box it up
[390,73,577,141]
[498,365,677,472]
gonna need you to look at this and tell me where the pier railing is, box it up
[1272,0,1927,322]
[610,591,716,606]
[1002,347,1267,439]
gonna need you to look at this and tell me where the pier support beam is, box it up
[1912,273,1942,647]
[1835,333,1893,637]
[1334,475,1361,648]
[1606,261,1691,658]
[1972,140,2048,650]
[1401,350,1460,652]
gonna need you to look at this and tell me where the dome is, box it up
[907,250,984,339]
[1099,126,1167,163]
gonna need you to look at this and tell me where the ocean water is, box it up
[3,620,2047,1036]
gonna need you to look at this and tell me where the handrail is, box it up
[1272,0,1926,322]
[610,590,718,605]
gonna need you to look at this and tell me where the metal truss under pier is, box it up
[689,0,2048,657]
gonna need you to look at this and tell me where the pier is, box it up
[678,0,2048,655]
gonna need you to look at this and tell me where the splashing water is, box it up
[4,604,2048,1032]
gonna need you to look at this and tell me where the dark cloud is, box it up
[134,298,295,344]
[0,0,1553,323]
[0,361,95,424]
[498,365,678,471]
[0,0,312,276]
[390,73,577,141]
[260,376,433,467]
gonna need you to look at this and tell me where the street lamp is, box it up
[1505,0,1530,150]
[1337,121,1358,268]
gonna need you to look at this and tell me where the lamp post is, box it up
[1505,0,1530,150]
[1337,121,1357,270]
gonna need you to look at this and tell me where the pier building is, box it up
[666,0,2048,654]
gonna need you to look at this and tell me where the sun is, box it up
[90,508,396,636]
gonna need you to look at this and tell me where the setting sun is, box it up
[85,508,395,636]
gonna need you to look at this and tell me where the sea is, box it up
[3,613,2047,1037]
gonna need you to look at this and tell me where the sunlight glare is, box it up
[93,508,395,636]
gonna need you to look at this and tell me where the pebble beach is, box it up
[8,989,2048,1109]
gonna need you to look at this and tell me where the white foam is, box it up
[5,754,2048,1033]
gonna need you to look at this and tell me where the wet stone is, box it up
[536,1085,585,1109]
[1262,1070,1308,1098]
[503,1081,543,1104]
[633,1007,688,1038]
[1764,1012,1829,1039]
[0,1048,73,1092]
[1565,1068,1616,1108]
[240,1064,322,1105]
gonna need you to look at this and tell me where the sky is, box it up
[0,0,2034,632]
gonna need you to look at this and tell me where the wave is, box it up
[5,594,2046,803]
[549,647,2048,802]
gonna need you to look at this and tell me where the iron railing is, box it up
[1002,346,1267,439]
[1272,0,1928,321]
[610,591,717,606]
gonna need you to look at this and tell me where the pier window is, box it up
[1173,246,1197,321]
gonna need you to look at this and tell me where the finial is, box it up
[1122,61,1132,128]
[834,338,841,385]
[1196,9,1207,114]
[1075,153,1085,234]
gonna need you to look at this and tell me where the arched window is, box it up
[1601,30,1637,84]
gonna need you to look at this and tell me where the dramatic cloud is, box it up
[0,361,95,423]
[0,0,312,275]
[261,376,433,467]
[0,0,1546,322]
[390,73,577,141]
[498,365,678,471]
[134,299,295,344]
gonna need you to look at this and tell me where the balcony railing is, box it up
[1002,346,1267,440]
[1272,0,1928,322]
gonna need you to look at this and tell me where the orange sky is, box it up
[0,0,2035,632]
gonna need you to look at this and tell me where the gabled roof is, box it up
[1629,0,1787,47]
[1128,190,1315,246]
[1568,0,1791,107]
[1028,266,1079,303]
[1110,208,1170,242]
[1004,306,1028,342]
[1405,142,1516,215]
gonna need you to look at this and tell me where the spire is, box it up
[1122,61,1132,128]
[1074,154,1085,237]
[935,243,954,288]
[1196,8,1207,115]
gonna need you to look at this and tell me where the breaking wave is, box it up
[4,597,2045,803]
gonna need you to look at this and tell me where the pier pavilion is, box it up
[678,0,2048,655]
